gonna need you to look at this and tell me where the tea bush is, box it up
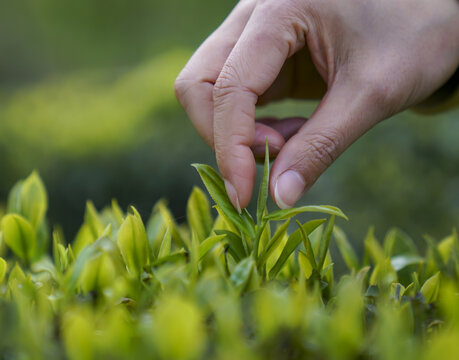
[0,147,458,359]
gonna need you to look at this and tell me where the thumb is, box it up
[270,82,385,209]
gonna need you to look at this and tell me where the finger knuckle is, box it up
[174,73,192,104]
[305,130,342,169]
[213,65,241,101]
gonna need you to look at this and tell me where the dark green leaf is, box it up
[214,230,247,262]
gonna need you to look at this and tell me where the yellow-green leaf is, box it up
[421,272,441,304]
[192,164,255,239]
[269,219,326,279]
[0,257,7,283]
[187,187,213,242]
[117,209,149,277]
[265,205,348,221]
[2,214,36,264]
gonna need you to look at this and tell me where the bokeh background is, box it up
[1,0,458,249]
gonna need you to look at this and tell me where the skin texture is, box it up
[175,0,459,211]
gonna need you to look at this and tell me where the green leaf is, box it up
[199,234,226,260]
[214,230,247,262]
[111,199,125,226]
[264,205,348,221]
[333,226,359,271]
[2,214,36,264]
[364,227,385,265]
[383,228,418,257]
[6,180,24,215]
[152,249,187,267]
[296,220,318,271]
[420,271,440,303]
[0,257,7,283]
[230,257,255,293]
[6,172,48,231]
[117,209,149,277]
[84,201,105,239]
[64,241,101,293]
[187,187,213,242]
[269,219,326,279]
[192,164,255,239]
[424,235,447,272]
[157,227,172,259]
[256,139,270,225]
[318,215,335,271]
[53,231,69,273]
[298,250,313,278]
[369,258,397,287]
[19,172,48,229]
[146,199,188,253]
[258,219,290,267]
[390,254,423,272]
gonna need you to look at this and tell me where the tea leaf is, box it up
[390,254,423,272]
[54,231,69,273]
[383,228,418,257]
[298,250,313,277]
[264,205,347,221]
[84,201,105,239]
[214,230,247,262]
[333,226,359,271]
[0,257,7,283]
[318,215,335,271]
[152,249,187,267]
[256,139,269,225]
[421,271,441,303]
[111,199,125,226]
[2,214,36,264]
[258,219,290,267]
[369,258,397,287]
[296,220,318,271]
[152,296,205,360]
[230,257,255,293]
[117,210,149,277]
[65,241,101,293]
[158,227,172,259]
[269,219,326,279]
[192,164,255,238]
[199,234,226,260]
[364,227,385,265]
[12,172,48,229]
[187,187,213,242]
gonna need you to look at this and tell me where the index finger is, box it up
[213,2,307,210]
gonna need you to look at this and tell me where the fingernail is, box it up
[274,170,306,209]
[224,179,242,214]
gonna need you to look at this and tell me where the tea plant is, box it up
[0,146,458,359]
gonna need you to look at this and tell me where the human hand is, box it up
[175,0,459,211]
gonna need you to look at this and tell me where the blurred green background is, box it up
[0,0,458,247]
